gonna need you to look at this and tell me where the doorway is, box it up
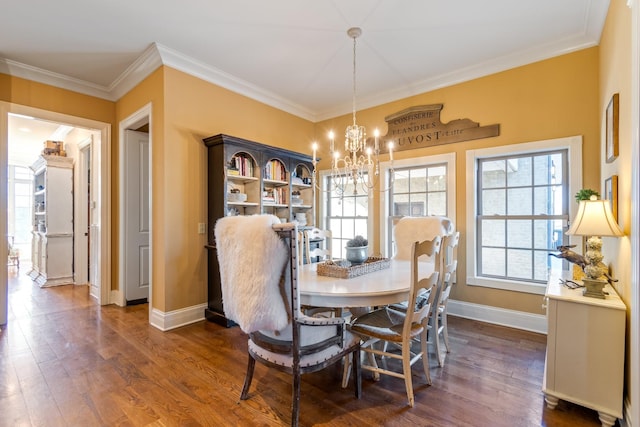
[118,104,152,311]
[0,103,111,325]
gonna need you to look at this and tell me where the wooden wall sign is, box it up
[376,104,500,152]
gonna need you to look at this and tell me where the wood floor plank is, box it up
[1,270,607,427]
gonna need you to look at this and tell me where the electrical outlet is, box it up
[198,223,206,234]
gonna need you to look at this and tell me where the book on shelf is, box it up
[263,160,286,181]
[230,154,254,177]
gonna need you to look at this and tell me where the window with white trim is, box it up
[466,136,583,295]
[323,173,370,259]
[380,153,456,258]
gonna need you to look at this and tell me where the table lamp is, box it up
[566,195,624,298]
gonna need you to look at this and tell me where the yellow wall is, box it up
[315,48,601,314]
[600,0,632,303]
[0,74,115,123]
[598,0,633,408]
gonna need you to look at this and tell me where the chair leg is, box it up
[420,330,432,386]
[292,369,301,427]
[240,354,256,400]
[432,312,444,367]
[353,347,362,398]
[367,343,380,381]
[442,309,451,353]
[341,353,352,388]
[402,344,415,407]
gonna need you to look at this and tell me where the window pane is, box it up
[354,219,368,238]
[481,220,505,246]
[507,220,531,248]
[507,249,532,279]
[330,197,343,216]
[343,197,357,217]
[14,166,32,180]
[354,195,368,216]
[534,153,564,185]
[507,157,532,187]
[393,169,410,193]
[15,183,31,196]
[428,166,446,191]
[534,186,554,215]
[15,195,30,208]
[481,160,506,188]
[534,219,556,249]
[482,189,505,215]
[411,193,427,216]
[427,192,446,216]
[410,168,427,192]
[329,218,341,235]
[393,194,410,216]
[507,188,532,215]
[481,248,505,276]
[534,251,551,281]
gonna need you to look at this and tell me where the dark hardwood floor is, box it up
[1,266,605,426]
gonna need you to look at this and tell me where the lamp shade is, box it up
[566,198,624,237]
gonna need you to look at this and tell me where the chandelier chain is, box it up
[352,32,357,127]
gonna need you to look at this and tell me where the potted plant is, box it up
[345,235,369,265]
[575,188,600,203]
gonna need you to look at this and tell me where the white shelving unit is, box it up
[28,155,74,287]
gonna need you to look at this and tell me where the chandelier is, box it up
[312,27,394,196]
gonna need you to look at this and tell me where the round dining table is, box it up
[298,259,435,308]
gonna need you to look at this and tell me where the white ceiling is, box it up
[2,0,610,158]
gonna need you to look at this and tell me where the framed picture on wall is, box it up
[604,175,618,222]
[606,93,619,163]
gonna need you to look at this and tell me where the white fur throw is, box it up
[214,214,289,333]
[393,216,454,260]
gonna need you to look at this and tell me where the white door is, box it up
[124,130,150,303]
[76,143,90,288]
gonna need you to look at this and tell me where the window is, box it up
[323,173,371,259]
[381,153,456,257]
[8,165,34,261]
[466,136,583,294]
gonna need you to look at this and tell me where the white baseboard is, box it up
[110,289,124,306]
[448,299,547,334]
[150,303,207,331]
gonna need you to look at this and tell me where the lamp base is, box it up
[582,278,607,299]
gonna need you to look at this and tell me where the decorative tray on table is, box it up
[316,257,390,279]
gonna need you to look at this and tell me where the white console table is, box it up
[543,271,626,427]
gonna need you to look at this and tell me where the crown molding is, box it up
[153,43,316,122]
[109,43,164,100]
[0,57,115,100]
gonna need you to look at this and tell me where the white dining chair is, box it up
[304,227,332,263]
[349,236,442,407]
[433,231,460,365]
